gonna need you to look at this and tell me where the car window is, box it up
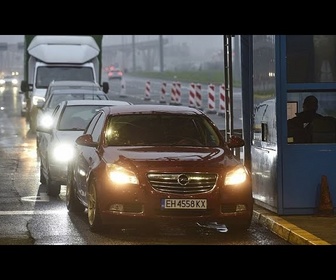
[91,113,106,143]
[48,93,108,109]
[104,114,221,146]
[58,105,104,130]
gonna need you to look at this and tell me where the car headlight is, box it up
[32,96,45,106]
[0,79,5,85]
[39,114,53,129]
[225,165,248,186]
[106,164,139,185]
[52,143,74,162]
[12,79,18,85]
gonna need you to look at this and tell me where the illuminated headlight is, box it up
[32,96,45,106]
[40,114,53,128]
[107,164,139,185]
[52,143,74,162]
[225,165,248,186]
[11,78,18,85]
[0,79,5,85]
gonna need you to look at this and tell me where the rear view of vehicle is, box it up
[66,105,253,233]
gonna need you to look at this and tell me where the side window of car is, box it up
[90,113,105,143]
[85,112,101,135]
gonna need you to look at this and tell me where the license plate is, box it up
[161,199,207,209]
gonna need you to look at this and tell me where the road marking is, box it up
[20,193,50,202]
[0,209,68,215]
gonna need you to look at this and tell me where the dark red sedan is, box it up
[66,104,253,232]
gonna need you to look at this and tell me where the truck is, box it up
[20,35,109,131]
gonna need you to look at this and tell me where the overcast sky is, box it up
[0,35,224,56]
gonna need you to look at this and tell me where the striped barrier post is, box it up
[195,83,203,110]
[217,84,225,116]
[160,82,167,103]
[144,80,151,101]
[175,82,182,105]
[170,82,176,105]
[189,83,196,107]
[206,83,216,114]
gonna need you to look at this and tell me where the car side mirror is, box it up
[20,80,28,92]
[102,82,109,94]
[227,135,245,148]
[76,134,98,147]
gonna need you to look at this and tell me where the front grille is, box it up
[147,173,217,194]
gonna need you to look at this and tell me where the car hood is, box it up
[55,130,84,143]
[102,146,238,169]
[34,88,47,98]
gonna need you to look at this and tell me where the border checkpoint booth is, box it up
[239,35,336,215]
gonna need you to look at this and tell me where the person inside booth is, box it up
[287,95,336,143]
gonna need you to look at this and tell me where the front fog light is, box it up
[110,204,124,212]
[236,204,247,212]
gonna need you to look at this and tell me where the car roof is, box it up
[48,80,100,87]
[51,88,106,95]
[60,99,132,106]
[100,104,205,116]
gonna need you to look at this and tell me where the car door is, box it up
[75,112,105,201]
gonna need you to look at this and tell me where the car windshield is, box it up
[48,93,108,109]
[58,105,105,130]
[104,114,221,146]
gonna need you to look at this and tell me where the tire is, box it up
[46,169,61,197]
[87,179,103,232]
[66,168,85,212]
[40,164,46,184]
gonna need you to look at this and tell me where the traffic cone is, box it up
[316,175,334,217]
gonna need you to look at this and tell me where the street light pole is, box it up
[132,35,136,72]
[159,35,164,72]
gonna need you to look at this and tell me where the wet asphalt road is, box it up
[0,82,289,245]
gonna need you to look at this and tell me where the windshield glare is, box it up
[104,114,221,147]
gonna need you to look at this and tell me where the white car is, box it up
[36,88,110,149]
[0,75,19,87]
[44,80,109,101]
[36,99,132,197]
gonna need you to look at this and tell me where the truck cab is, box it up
[20,35,109,132]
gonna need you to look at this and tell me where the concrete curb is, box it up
[253,209,330,245]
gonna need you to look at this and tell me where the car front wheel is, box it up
[87,178,103,232]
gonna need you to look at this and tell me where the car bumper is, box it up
[95,178,253,227]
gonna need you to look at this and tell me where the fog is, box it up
[103,35,224,56]
[0,35,224,56]
[0,35,225,73]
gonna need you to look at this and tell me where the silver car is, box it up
[36,88,110,151]
[36,99,132,197]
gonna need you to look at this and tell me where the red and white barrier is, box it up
[195,83,203,110]
[160,82,167,103]
[206,84,216,114]
[175,82,182,105]
[144,80,151,100]
[170,82,176,105]
[189,83,196,107]
[218,84,225,116]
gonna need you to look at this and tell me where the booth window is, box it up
[287,35,336,83]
